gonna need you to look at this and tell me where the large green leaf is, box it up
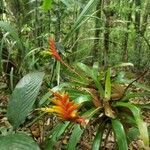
[7,72,45,129]
[112,119,128,150]
[45,122,69,150]
[0,132,40,150]
[67,124,84,150]
[115,102,149,146]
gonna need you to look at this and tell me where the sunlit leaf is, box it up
[113,63,134,68]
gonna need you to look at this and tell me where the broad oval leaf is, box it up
[0,132,40,150]
[7,72,45,129]
[112,119,128,150]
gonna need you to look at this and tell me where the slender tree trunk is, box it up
[140,0,150,35]
[72,6,83,62]
[134,0,141,69]
[91,0,102,65]
[103,0,112,68]
[55,3,61,42]
[122,0,133,62]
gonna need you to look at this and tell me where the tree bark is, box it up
[122,0,133,62]
[91,0,102,64]
[134,0,141,69]
[103,0,113,68]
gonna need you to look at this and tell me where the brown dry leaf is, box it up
[30,124,40,138]
[85,88,103,108]
[111,84,125,100]
[103,101,116,118]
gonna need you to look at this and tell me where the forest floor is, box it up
[0,74,150,150]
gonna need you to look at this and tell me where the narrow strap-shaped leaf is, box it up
[112,119,128,150]
[7,72,45,129]
[67,124,84,150]
[92,123,105,150]
[115,102,149,146]
[127,127,140,143]
[104,68,111,101]
[60,0,71,7]
[76,62,93,77]
[67,108,100,149]
[45,122,69,150]
[113,63,134,68]
[64,0,98,43]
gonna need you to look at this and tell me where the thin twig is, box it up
[122,69,148,98]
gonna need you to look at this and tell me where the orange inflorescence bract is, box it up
[49,38,62,61]
[41,91,86,126]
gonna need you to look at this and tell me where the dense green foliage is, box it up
[0,0,150,149]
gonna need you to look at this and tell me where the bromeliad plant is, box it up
[40,38,150,150]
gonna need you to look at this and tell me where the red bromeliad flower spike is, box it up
[41,90,87,127]
[49,38,62,61]
[49,38,84,79]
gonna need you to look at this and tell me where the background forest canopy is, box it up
[0,0,150,77]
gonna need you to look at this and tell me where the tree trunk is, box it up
[122,0,133,62]
[134,0,141,69]
[103,0,113,68]
[140,0,150,35]
[91,0,102,65]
